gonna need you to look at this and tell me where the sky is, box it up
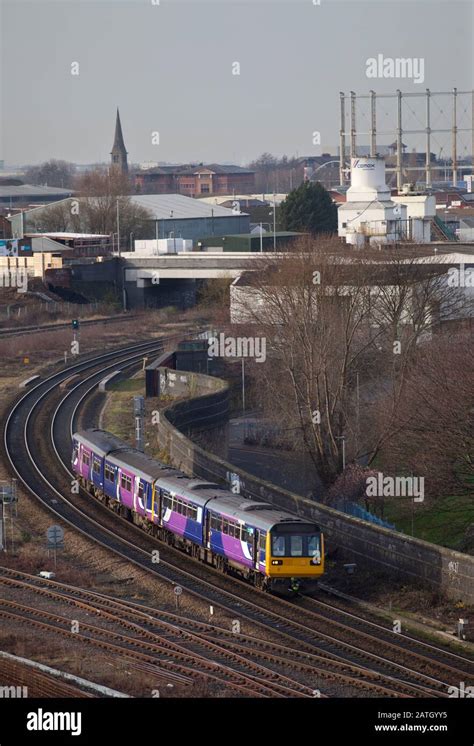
[1,0,473,167]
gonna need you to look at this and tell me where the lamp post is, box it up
[335,435,346,472]
[170,210,176,253]
[116,198,121,256]
[273,193,276,250]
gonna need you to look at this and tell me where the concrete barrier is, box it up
[98,370,122,392]
[19,375,41,389]
[156,369,474,604]
[59,374,81,391]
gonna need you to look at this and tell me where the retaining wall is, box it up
[157,370,474,604]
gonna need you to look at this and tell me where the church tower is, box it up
[110,108,128,174]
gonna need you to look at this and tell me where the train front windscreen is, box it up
[269,523,323,567]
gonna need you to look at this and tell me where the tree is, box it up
[380,331,474,499]
[75,168,153,245]
[279,182,337,235]
[28,168,153,246]
[25,160,76,188]
[230,238,472,490]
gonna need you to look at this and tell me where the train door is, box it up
[205,510,211,548]
[253,529,259,570]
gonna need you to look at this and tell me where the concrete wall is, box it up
[159,369,229,459]
[157,369,474,604]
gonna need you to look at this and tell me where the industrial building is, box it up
[7,193,250,245]
[338,157,436,246]
[134,163,255,196]
[129,193,250,242]
[0,184,73,208]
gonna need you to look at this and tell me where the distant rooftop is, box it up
[0,184,73,198]
[139,163,255,176]
[26,232,109,239]
[130,193,249,220]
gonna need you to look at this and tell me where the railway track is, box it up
[0,655,96,698]
[3,338,473,698]
[0,314,139,339]
[0,566,425,698]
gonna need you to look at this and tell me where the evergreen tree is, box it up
[279,182,337,234]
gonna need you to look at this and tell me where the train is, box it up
[71,429,324,594]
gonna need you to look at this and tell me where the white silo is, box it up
[346,157,391,203]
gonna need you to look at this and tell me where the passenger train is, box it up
[72,429,324,594]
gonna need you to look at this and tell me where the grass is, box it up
[109,378,144,393]
[384,491,474,549]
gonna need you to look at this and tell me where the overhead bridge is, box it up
[122,252,267,309]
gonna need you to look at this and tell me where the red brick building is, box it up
[135,163,255,196]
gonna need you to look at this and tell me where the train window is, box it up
[211,514,221,531]
[104,464,114,482]
[272,535,285,557]
[82,451,90,466]
[290,535,303,556]
[120,474,132,492]
[188,504,198,521]
[259,533,266,551]
[307,535,320,555]
[138,481,145,500]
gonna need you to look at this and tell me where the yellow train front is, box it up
[265,521,324,595]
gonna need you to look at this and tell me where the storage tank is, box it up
[346,157,391,202]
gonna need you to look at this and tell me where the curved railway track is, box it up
[3,338,473,698]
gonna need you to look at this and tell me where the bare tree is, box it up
[230,238,472,491]
[380,330,474,498]
[25,159,76,188]
[74,168,153,244]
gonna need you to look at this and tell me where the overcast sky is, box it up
[1,0,473,167]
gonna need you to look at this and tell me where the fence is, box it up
[0,301,101,321]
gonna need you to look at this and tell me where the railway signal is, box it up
[46,524,64,568]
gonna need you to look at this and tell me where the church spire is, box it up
[111,108,128,173]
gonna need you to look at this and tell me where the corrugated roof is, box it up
[130,193,248,220]
[0,184,73,198]
[30,236,74,253]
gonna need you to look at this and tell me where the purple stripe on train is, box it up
[162,509,188,537]
[211,532,254,569]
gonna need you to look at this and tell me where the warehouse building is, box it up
[0,184,73,208]
[130,193,250,242]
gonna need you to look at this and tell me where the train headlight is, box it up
[271,560,283,566]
